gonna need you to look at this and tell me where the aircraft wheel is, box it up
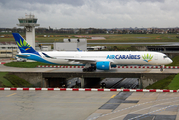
[83,67,96,72]
[83,68,86,72]
[89,68,93,72]
[94,67,96,70]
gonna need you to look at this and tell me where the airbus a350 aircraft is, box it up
[12,33,172,72]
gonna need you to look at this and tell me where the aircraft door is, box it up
[154,54,158,60]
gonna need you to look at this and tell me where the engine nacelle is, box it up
[96,61,111,70]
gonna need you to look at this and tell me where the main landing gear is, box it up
[82,66,96,72]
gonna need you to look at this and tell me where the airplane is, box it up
[77,48,83,52]
[12,33,173,72]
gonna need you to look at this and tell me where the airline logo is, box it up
[77,48,82,52]
[106,54,140,59]
[16,38,31,52]
[142,54,153,62]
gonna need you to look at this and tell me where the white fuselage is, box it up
[34,51,172,66]
[12,33,172,68]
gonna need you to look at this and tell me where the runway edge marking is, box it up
[0,88,177,92]
[37,65,179,69]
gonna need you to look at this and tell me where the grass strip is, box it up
[3,73,32,87]
[168,73,179,90]
[4,62,50,68]
[145,75,175,89]
[166,55,179,66]
[0,72,13,87]
[0,72,33,87]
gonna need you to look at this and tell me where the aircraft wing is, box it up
[66,58,114,64]
[66,58,96,63]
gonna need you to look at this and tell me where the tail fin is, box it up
[77,48,82,52]
[12,33,40,56]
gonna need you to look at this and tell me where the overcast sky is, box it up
[0,0,179,28]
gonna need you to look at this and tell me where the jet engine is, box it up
[96,61,111,70]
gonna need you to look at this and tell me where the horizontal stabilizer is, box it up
[42,52,52,58]
[16,54,30,58]
[42,52,56,59]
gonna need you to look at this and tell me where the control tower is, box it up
[17,14,40,49]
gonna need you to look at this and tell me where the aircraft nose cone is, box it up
[168,59,173,64]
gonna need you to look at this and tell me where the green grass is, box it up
[89,44,162,51]
[0,72,13,87]
[1,33,179,43]
[87,34,179,43]
[166,55,179,66]
[101,45,138,51]
[168,73,179,90]
[4,62,52,68]
[4,73,32,87]
[4,61,77,68]
[145,75,175,89]
[0,72,32,87]
[146,74,179,90]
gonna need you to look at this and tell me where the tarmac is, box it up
[1,63,179,119]
[0,91,117,120]
[1,91,179,120]
[87,92,179,120]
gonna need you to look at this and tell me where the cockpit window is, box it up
[163,56,168,58]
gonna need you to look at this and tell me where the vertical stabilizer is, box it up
[12,33,40,56]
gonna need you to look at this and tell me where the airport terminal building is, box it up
[53,38,87,51]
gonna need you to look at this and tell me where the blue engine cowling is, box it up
[96,61,111,70]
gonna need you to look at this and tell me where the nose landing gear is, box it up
[160,65,164,72]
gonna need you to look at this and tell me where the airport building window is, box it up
[1,52,12,54]
[33,19,37,23]
[19,20,23,23]
[28,20,32,23]
[19,19,37,23]
[19,20,26,23]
